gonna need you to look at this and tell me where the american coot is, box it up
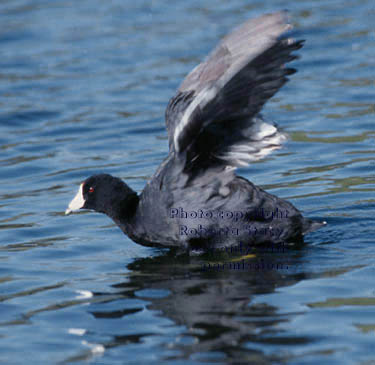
[66,11,326,251]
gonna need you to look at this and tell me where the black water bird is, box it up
[66,11,326,251]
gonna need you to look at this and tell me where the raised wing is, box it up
[165,11,303,169]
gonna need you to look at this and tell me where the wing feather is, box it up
[165,11,303,170]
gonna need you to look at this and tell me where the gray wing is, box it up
[165,11,303,169]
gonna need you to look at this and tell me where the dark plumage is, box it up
[66,11,326,252]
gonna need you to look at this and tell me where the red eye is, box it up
[88,187,94,193]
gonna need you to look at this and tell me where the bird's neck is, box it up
[109,192,139,220]
[100,183,139,232]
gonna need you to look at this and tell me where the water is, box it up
[0,0,374,363]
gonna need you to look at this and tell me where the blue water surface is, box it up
[0,0,374,364]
